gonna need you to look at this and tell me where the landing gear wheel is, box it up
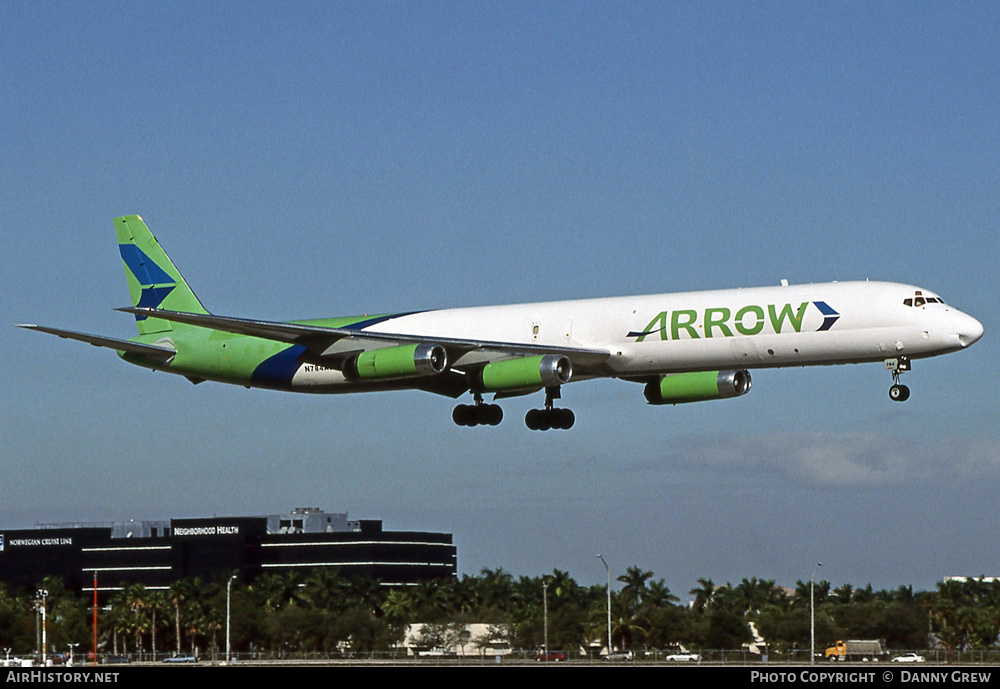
[525,386,576,431]
[889,384,910,402]
[485,404,503,426]
[536,409,553,431]
[524,407,575,431]
[555,408,575,429]
[454,402,504,427]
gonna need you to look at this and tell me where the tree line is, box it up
[1,568,998,661]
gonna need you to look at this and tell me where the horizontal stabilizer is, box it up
[17,324,176,362]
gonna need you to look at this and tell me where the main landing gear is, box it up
[525,386,575,431]
[453,393,503,427]
[885,355,911,402]
[452,387,576,430]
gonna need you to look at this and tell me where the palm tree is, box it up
[607,590,649,651]
[735,578,786,615]
[618,565,654,601]
[121,583,150,659]
[302,568,345,611]
[412,578,452,621]
[105,597,132,656]
[794,579,831,608]
[546,569,580,607]
[708,582,740,613]
[478,567,515,614]
[831,583,854,605]
[643,578,679,609]
[383,588,416,629]
[146,591,168,660]
[690,578,716,613]
[169,578,198,655]
[0,585,34,653]
[929,578,977,656]
[250,571,303,612]
[443,574,478,616]
[347,576,385,617]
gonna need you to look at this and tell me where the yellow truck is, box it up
[824,640,886,661]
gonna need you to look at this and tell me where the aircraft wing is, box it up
[17,324,176,362]
[117,307,612,372]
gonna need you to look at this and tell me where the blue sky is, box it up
[2,2,998,597]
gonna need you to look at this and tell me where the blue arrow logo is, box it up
[813,301,840,331]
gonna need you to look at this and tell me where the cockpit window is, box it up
[903,291,944,307]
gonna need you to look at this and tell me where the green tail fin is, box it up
[115,215,208,335]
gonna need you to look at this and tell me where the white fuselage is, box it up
[287,281,983,390]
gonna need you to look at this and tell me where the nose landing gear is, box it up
[885,356,911,402]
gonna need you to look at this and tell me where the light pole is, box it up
[597,555,611,657]
[35,589,48,665]
[92,571,98,667]
[542,580,549,662]
[810,562,822,666]
[226,574,237,664]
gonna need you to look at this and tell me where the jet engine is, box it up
[342,343,447,380]
[476,355,572,392]
[643,370,752,405]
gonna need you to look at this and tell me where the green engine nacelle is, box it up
[477,355,572,392]
[643,370,752,405]
[342,343,448,380]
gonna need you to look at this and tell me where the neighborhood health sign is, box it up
[173,525,240,536]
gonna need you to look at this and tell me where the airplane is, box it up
[18,215,983,431]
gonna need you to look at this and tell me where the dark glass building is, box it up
[0,507,456,598]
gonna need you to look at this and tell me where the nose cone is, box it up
[956,312,984,348]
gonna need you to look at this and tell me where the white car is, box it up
[891,653,925,663]
[665,652,701,662]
